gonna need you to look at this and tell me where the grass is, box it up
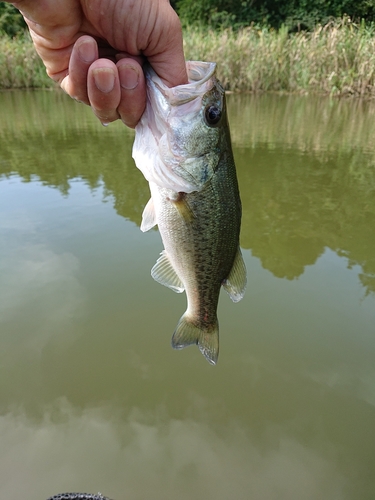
[0,33,53,89]
[2,18,375,96]
[183,17,375,96]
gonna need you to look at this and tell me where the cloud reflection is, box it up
[0,235,86,354]
[0,399,346,500]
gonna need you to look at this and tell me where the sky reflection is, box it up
[1,91,375,500]
[0,399,346,500]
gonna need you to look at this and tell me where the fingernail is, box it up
[78,40,96,63]
[93,68,115,93]
[119,65,139,90]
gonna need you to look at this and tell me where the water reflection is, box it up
[1,90,375,499]
[1,90,374,294]
[237,144,375,291]
[1,399,346,500]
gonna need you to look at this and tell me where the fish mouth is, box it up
[133,61,222,193]
[148,61,217,106]
[144,61,219,134]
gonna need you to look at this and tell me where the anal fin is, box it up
[151,250,184,293]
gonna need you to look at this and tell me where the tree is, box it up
[175,0,375,30]
[0,2,26,37]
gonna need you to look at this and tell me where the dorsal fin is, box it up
[222,247,247,302]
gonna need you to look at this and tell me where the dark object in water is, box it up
[46,494,111,500]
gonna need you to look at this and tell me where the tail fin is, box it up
[171,314,219,365]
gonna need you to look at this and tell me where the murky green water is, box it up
[1,89,375,500]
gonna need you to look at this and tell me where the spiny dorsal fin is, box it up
[222,247,247,303]
[171,313,219,365]
[151,250,184,293]
[141,197,157,232]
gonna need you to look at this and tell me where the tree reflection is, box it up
[237,145,375,296]
[1,90,374,294]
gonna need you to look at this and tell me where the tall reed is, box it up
[2,18,375,96]
[183,18,375,96]
[0,34,52,89]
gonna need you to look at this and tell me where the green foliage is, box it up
[3,17,375,95]
[0,35,53,88]
[1,0,375,34]
[0,2,26,37]
[176,0,375,30]
[176,0,268,29]
[182,18,375,96]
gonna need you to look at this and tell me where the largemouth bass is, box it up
[132,61,246,365]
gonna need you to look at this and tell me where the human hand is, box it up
[8,0,187,127]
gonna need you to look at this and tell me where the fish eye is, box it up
[204,105,222,127]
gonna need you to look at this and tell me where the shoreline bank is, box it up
[2,19,375,97]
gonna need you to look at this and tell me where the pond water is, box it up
[0,89,375,500]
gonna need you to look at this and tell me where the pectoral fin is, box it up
[167,192,195,223]
[151,250,184,293]
[222,247,247,302]
[140,197,157,232]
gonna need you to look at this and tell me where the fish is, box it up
[132,61,246,365]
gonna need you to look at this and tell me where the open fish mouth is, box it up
[132,61,222,194]
[155,61,217,106]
